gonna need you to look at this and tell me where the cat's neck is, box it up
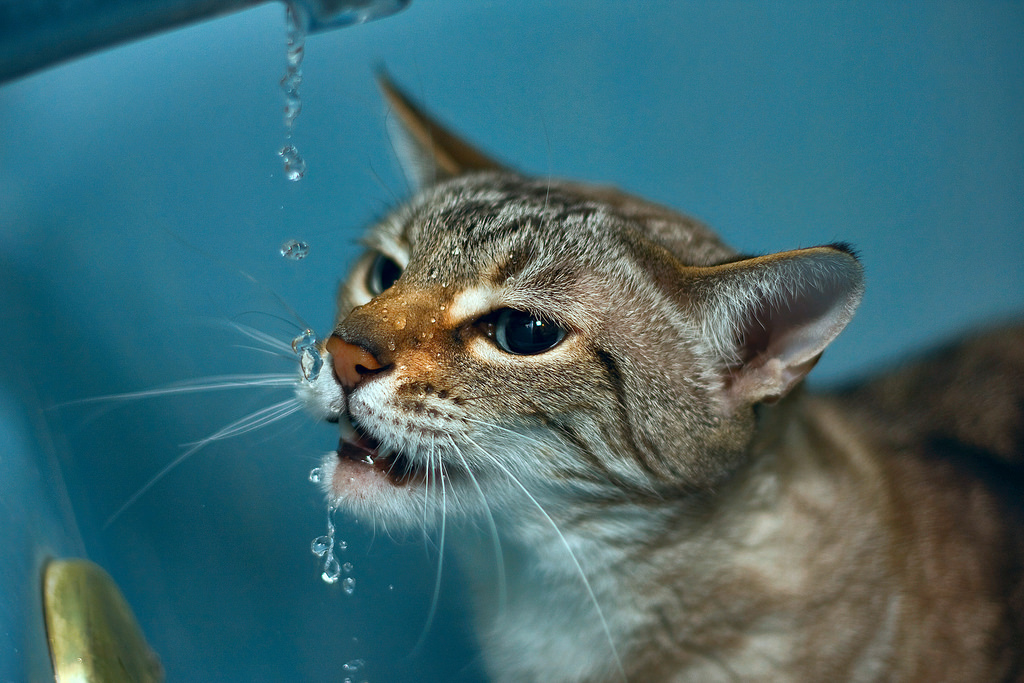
[457,392,901,682]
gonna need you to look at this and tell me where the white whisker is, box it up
[482,452,626,683]
[103,397,303,530]
[458,434,508,617]
[61,374,296,406]
[412,435,446,655]
[225,321,297,354]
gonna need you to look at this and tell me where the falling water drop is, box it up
[279,144,306,181]
[292,329,323,381]
[309,467,322,484]
[310,536,330,556]
[342,561,353,574]
[280,239,310,260]
[322,556,342,584]
[342,577,356,594]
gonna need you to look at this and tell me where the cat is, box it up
[299,77,1024,682]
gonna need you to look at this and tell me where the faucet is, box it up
[0,0,411,84]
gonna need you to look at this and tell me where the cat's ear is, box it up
[377,73,504,190]
[687,244,864,409]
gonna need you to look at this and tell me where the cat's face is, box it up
[304,174,861,529]
[302,80,863,529]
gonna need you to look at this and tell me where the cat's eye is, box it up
[492,308,566,355]
[366,253,402,295]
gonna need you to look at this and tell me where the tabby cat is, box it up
[300,78,1024,682]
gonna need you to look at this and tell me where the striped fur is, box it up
[300,82,1024,682]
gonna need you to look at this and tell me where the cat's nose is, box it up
[325,335,384,390]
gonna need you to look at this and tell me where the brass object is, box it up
[43,558,163,683]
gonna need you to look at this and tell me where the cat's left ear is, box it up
[378,73,504,190]
[687,244,864,409]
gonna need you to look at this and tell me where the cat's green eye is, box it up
[367,253,402,295]
[493,308,566,355]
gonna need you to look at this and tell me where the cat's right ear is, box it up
[378,73,504,190]
[685,244,864,411]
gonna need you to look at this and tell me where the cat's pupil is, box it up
[367,253,402,295]
[494,308,566,355]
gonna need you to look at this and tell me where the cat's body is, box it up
[301,80,1024,682]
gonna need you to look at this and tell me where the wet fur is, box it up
[301,80,1024,682]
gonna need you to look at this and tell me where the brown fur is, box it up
[301,79,1024,682]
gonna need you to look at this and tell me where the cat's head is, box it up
[303,77,863,527]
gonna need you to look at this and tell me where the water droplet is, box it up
[279,144,306,181]
[342,577,356,594]
[280,239,309,260]
[292,329,323,381]
[311,536,330,556]
[430,317,436,324]
[439,304,446,311]
[342,561,353,573]
[337,540,347,551]
[322,556,341,584]
[292,329,316,353]
[387,340,396,352]
[309,467,321,483]
[300,349,323,382]
[388,584,394,590]
[343,659,365,672]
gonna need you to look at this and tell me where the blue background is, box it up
[1,2,1022,681]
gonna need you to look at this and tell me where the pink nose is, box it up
[326,335,383,390]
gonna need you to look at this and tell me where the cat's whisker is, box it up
[181,398,304,444]
[103,397,303,529]
[223,319,299,354]
[61,374,297,406]
[411,436,447,656]
[482,453,626,683]
[458,434,508,618]
[230,344,295,360]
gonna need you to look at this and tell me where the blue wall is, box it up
[1,2,1021,680]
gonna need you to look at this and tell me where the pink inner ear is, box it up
[716,247,863,407]
[739,283,844,367]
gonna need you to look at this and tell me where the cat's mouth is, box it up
[337,425,427,487]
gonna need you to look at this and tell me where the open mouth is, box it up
[337,424,428,487]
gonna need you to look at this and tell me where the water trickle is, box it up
[292,329,323,381]
[311,505,347,585]
[280,239,310,260]
[279,144,306,181]
[342,577,356,594]
[279,4,307,180]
